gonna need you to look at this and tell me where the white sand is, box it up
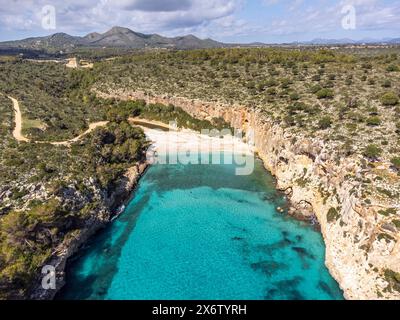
[141,126,255,155]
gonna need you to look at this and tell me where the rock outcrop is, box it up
[29,161,149,300]
[95,89,400,300]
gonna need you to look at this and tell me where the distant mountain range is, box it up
[0,26,224,51]
[296,37,400,45]
[0,26,398,53]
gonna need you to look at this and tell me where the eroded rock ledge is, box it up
[29,161,149,300]
[95,88,400,300]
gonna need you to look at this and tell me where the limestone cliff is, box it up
[29,161,149,300]
[95,88,400,300]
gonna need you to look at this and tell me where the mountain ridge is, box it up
[0,26,398,52]
[0,26,224,51]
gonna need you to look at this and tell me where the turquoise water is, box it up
[58,154,343,300]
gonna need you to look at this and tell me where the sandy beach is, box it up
[141,126,255,156]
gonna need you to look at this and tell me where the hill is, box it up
[0,26,225,52]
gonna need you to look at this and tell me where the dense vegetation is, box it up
[94,47,400,206]
[0,61,149,298]
[0,60,109,141]
[95,48,400,159]
[107,99,230,131]
[0,117,147,298]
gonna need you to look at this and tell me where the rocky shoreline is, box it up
[29,160,149,300]
[95,89,400,300]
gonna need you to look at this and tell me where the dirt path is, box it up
[6,95,108,146]
[47,121,109,146]
[6,95,178,147]
[128,118,177,131]
[8,96,30,142]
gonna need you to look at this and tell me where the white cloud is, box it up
[258,0,400,37]
[289,0,304,11]
[262,0,280,6]
[0,0,243,37]
[0,0,398,42]
[115,0,193,12]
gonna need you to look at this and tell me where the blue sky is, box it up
[0,0,399,42]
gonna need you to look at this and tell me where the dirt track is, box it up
[7,95,108,146]
[8,96,30,142]
[6,95,177,147]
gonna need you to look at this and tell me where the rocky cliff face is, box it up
[95,89,400,300]
[29,161,149,300]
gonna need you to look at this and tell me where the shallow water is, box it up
[58,154,343,300]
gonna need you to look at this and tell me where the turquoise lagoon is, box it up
[58,153,343,300]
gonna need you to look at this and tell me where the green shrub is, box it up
[378,208,397,216]
[381,92,399,106]
[362,63,372,70]
[382,80,392,88]
[281,78,291,88]
[327,207,340,223]
[0,199,64,296]
[290,92,300,101]
[366,116,381,126]
[378,233,395,243]
[312,74,321,81]
[391,157,400,170]
[316,88,334,99]
[363,144,382,159]
[368,105,378,115]
[384,269,400,293]
[318,116,332,129]
[377,187,395,198]
[284,115,295,127]
[342,140,354,156]
[386,64,399,72]
[295,177,311,188]
[310,84,322,94]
